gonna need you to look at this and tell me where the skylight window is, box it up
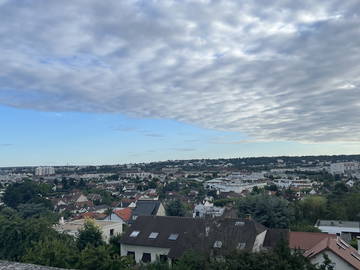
[149,232,159,239]
[130,231,140,237]
[235,221,245,226]
[168,233,179,240]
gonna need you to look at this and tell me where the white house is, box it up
[304,237,360,269]
[120,216,286,264]
[54,218,123,243]
[315,220,360,235]
[193,201,224,218]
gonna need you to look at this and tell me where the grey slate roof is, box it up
[129,200,161,224]
[263,228,289,249]
[0,261,71,270]
[316,220,360,228]
[120,216,269,258]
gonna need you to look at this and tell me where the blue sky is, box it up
[1,0,360,166]
[1,104,359,167]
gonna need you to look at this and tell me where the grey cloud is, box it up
[1,0,360,142]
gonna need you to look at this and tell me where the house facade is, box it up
[120,216,285,264]
[54,218,123,243]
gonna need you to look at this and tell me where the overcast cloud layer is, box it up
[1,0,360,143]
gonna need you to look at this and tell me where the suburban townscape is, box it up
[2,0,360,269]
[1,155,360,269]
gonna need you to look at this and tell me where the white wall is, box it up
[100,222,123,243]
[121,244,170,263]
[156,203,166,216]
[310,250,355,270]
[253,230,267,252]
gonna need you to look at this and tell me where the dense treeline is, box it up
[0,208,131,269]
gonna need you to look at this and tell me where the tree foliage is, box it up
[166,199,186,217]
[237,194,294,228]
[0,210,56,261]
[3,181,51,209]
[77,219,104,250]
[22,237,78,269]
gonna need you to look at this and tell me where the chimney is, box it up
[357,236,360,254]
[205,226,210,237]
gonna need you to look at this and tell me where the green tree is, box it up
[237,194,294,228]
[166,200,186,217]
[77,245,131,270]
[22,237,78,269]
[77,219,104,250]
[296,196,327,224]
[0,212,56,261]
[17,203,55,219]
[3,181,51,209]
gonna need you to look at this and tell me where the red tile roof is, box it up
[305,237,360,269]
[77,212,107,220]
[289,232,336,250]
[113,208,132,222]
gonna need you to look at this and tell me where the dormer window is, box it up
[149,232,159,239]
[130,230,140,237]
[213,241,222,248]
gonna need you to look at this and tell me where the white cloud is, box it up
[0,0,360,142]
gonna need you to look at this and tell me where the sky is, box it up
[1,0,360,166]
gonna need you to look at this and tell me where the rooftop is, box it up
[54,219,120,233]
[316,220,360,228]
[289,232,336,251]
[121,216,269,258]
[305,237,360,269]
[0,261,71,270]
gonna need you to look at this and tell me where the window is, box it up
[110,229,114,236]
[237,242,246,250]
[130,230,140,237]
[159,255,168,262]
[149,232,159,239]
[142,253,151,263]
[168,233,179,240]
[127,251,135,259]
[213,241,222,248]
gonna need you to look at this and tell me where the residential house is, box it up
[129,200,166,224]
[289,231,336,252]
[315,220,360,241]
[304,237,360,269]
[289,231,360,269]
[107,199,165,226]
[193,201,225,218]
[54,218,123,243]
[120,216,285,264]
